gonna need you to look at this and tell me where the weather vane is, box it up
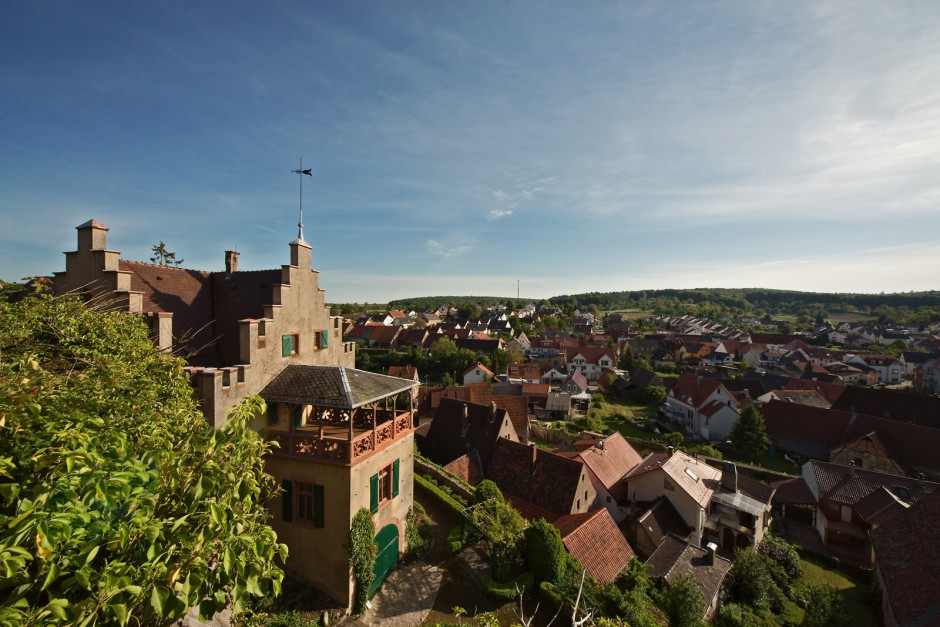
[291,159,312,241]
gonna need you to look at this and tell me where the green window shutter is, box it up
[266,403,278,426]
[282,334,292,357]
[282,480,293,522]
[314,484,325,528]
[370,473,379,514]
[293,406,303,429]
[392,459,400,498]
[321,329,329,349]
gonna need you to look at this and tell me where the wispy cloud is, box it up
[426,239,472,258]
[487,209,512,220]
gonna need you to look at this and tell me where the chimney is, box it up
[722,462,737,493]
[531,443,538,468]
[667,446,674,458]
[706,542,718,565]
[225,250,239,273]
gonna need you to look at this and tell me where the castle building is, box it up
[54,219,417,607]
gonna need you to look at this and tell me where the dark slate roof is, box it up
[486,438,585,521]
[870,490,940,627]
[631,497,694,552]
[554,509,635,585]
[419,397,508,469]
[831,386,940,429]
[260,365,418,408]
[645,534,732,605]
[809,460,939,507]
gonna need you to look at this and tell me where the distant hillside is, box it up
[380,288,940,324]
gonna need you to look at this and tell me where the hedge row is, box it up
[480,572,535,601]
[414,473,466,521]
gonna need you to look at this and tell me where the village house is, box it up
[53,219,417,608]
[575,433,643,523]
[552,509,636,585]
[772,459,939,567]
[663,374,742,441]
[645,534,732,621]
[565,346,616,382]
[463,362,495,384]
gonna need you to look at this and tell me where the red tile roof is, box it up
[669,373,722,409]
[577,433,643,500]
[554,509,635,585]
[493,395,529,440]
[565,347,617,365]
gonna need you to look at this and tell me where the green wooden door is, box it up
[368,524,399,597]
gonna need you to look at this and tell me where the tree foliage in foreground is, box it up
[0,295,286,625]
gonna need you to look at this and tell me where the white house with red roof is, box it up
[462,362,495,384]
[565,346,616,382]
[664,373,741,441]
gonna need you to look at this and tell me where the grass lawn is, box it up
[589,396,662,441]
[798,555,879,627]
[747,449,801,475]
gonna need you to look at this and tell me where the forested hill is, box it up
[384,288,940,323]
[551,288,940,322]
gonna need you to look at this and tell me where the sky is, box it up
[2,2,939,303]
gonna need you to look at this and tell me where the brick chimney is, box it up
[225,250,239,273]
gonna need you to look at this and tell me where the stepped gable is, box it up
[486,438,585,521]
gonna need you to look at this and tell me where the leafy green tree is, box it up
[657,573,706,627]
[348,508,376,615]
[725,547,785,613]
[467,481,527,582]
[149,241,184,267]
[0,295,285,625]
[728,405,771,462]
[524,519,566,584]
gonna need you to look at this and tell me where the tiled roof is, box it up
[852,487,909,525]
[629,450,720,509]
[565,347,617,365]
[554,509,635,585]
[120,260,219,366]
[645,534,732,605]
[420,397,508,469]
[809,459,939,507]
[870,490,940,627]
[769,477,816,505]
[521,383,550,396]
[493,395,529,439]
[444,453,483,485]
[387,365,418,381]
[630,496,694,552]
[260,365,418,409]
[486,438,585,521]
[578,433,643,499]
[669,374,722,409]
[465,362,495,377]
[832,386,940,429]
[762,400,940,474]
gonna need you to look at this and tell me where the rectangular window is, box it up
[370,459,399,512]
[282,333,299,357]
[267,403,279,427]
[295,481,325,528]
[293,406,304,429]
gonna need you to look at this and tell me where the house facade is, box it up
[53,219,417,608]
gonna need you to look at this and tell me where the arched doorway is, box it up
[369,523,399,597]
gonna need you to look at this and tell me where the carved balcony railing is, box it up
[264,410,413,465]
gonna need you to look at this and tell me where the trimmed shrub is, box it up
[538,581,567,610]
[525,519,567,584]
[480,571,534,601]
[446,525,464,554]
[415,474,465,520]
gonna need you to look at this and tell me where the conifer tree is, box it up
[729,404,771,461]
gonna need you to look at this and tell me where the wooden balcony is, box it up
[264,409,413,465]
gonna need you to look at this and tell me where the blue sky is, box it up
[2,2,939,303]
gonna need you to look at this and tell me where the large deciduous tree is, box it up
[0,295,285,625]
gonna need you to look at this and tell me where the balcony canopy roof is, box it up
[260,365,419,409]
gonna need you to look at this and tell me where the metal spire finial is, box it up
[291,159,312,242]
